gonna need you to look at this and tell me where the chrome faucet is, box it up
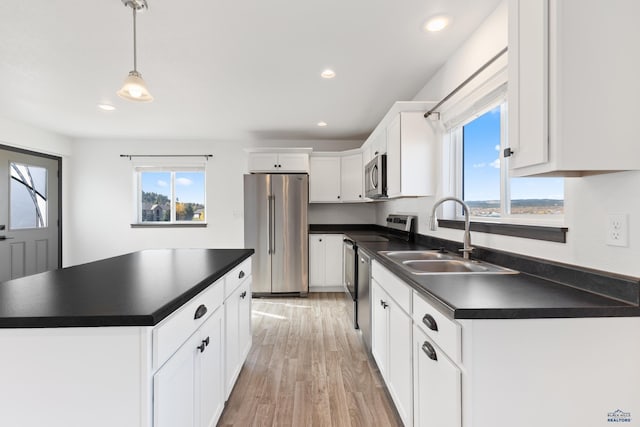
[429,196,473,259]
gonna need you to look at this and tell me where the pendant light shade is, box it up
[118,70,153,102]
[117,0,153,102]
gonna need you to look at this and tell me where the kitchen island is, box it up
[0,248,254,427]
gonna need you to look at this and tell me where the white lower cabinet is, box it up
[224,277,252,398]
[413,325,461,427]
[154,306,225,427]
[370,260,640,427]
[371,277,413,427]
[309,234,344,291]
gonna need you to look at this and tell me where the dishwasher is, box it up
[357,250,372,353]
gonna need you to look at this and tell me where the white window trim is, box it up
[132,163,207,226]
[439,72,565,227]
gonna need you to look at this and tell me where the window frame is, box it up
[443,86,565,228]
[132,163,207,227]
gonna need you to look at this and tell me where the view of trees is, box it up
[141,191,204,222]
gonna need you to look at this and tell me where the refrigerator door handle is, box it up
[268,195,276,254]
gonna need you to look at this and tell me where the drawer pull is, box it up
[240,291,247,299]
[203,336,210,347]
[422,313,438,331]
[197,342,206,353]
[380,300,388,309]
[194,304,208,320]
[422,341,438,361]
[238,270,245,279]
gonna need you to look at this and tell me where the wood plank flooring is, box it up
[218,292,403,427]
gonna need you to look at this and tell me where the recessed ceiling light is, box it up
[321,69,336,79]
[317,121,328,127]
[97,104,116,111]
[423,15,450,32]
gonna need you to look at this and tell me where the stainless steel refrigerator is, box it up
[244,174,308,295]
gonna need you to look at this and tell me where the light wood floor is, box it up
[218,292,403,427]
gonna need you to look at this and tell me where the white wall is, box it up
[65,138,363,265]
[377,1,640,277]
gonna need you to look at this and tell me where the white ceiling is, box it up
[0,0,501,142]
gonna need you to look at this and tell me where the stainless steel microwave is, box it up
[364,154,387,199]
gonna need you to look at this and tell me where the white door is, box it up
[0,147,60,282]
[340,153,364,202]
[238,279,252,361]
[224,286,241,398]
[388,300,413,426]
[309,157,341,202]
[324,234,344,287]
[371,280,389,381]
[309,235,326,287]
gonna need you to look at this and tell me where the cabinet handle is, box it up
[422,341,438,361]
[203,336,210,347]
[194,304,208,320]
[337,195,341,199]
[380,300,388,309]
[278,164,282,168]
[422,313,438,331]
[319,238,322,242]
[374,151,379,155]
[274,164,278,168]
[240,291,247,299]
[238,270,245,279]
[197,342,206,353]
[359,194,362,198]
[503,148,514,158]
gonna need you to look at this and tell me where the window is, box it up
[451,100,564,221]
[136,168,206,225]
[10,162,48,229]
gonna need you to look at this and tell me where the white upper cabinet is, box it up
[508,0,640,176]
[248,152,309,173]
[340,153,364,202]
[386,112,436,198]
[309,156,341,202]
[310,152,364,203]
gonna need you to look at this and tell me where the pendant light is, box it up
[117,0,154,102]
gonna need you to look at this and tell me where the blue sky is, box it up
[141,172,205,204]
[463,106,563,201]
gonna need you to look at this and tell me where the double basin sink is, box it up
[379,250,518,275]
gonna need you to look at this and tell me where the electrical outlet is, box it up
[606,213,629,247]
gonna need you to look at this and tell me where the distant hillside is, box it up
[467,199,564,208]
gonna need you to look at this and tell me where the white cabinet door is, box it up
[323,234,344,287]
[371,280,389,381]
[413,326,461,427]
[309,157,341,202]
[278,153,309,172]
[154,334,198,427]
[507,0,549,171]
[198,307,225,427]
[224,285,241,399]
[371,130,387,157]
[386,112,435,198]
[248,153,279,172]
[238,279,252,363]
[224,277,252,400]
[340,153,364,202]
[388,299,413,427]
[309,234,326,287]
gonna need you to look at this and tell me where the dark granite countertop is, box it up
[0,248,254,328]
[311,225,640,320]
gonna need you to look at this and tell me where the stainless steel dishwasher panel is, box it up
[357,250,372,353]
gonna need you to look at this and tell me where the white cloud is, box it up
[157,180,168,187]
[494,144,501,152]
[490,158,500,169]
[176,177,193,186]
[473,162,486,168]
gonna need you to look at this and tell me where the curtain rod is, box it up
[424,46,508,119]
[120,154,213,160]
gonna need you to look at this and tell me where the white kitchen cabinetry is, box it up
[154,303,225,427]
[413,326,461,427]
[309,234,344,292]
[370,261,640,427]
[224,259,252,399]
[248,152,309,173]
[309,156,341,202]
[340,153,364,202]
[508,0,640,176]
[309,153,364,203]
[371,263,413,427]
[386,112,435,198]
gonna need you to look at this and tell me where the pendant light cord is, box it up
[132,7,138,72]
